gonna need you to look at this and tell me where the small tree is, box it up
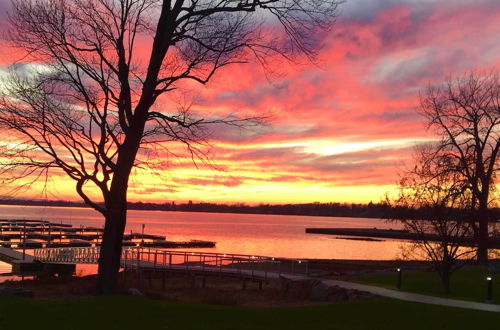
[0,0,342,293]
[390,146,476,293]
[419,71,500,263]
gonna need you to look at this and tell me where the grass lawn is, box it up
[356,266,499,303]
[0,296,499,330]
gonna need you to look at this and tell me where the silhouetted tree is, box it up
[390,146,476,293]
[0,0,342,293]
[420,71,500,263]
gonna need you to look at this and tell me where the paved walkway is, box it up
[322,279,500,313]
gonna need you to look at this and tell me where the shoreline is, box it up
[0,200,390,220]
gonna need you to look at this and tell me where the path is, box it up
[321,279,500,313]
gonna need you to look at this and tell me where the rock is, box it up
[127,288,144,296]
[489,259,500,273]
[310,281,330,301]
[327,285,349,302]
[311,284,377,302]
[0,286,33,298]
[281,277,317,299]
[280,276,378,302]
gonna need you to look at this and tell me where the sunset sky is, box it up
[0,0,499,205]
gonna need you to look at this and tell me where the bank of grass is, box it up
[0,296,498,330]
[356,266,499,303]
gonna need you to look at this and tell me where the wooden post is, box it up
[48,223,51,248]
[22,223,26,260]
[137,246,140,269]
[141,224,145,247]
[162,272,166,289]
[191,274,196,288]
[139,269,144,288]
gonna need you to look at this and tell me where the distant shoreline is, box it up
[0,199,389,219]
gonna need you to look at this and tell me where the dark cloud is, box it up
[288,146,413,174]
[0,1,12,19]
[360,109,420,123]
[208,121,328,144]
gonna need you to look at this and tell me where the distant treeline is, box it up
[1,198,500,221]
[130,201,393,218]
[0,198,391,218]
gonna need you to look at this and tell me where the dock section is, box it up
[0,219,215,249]
[305,227,500,247]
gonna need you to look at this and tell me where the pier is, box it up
[0,219,215,249]
[33,246,310,284]
[305,227,500,247]
[0,246,75,276]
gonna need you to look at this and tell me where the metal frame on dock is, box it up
[33,247,310,279]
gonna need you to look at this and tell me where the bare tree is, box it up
[420,71,500,264]
[0,0,342,293]
[390,146,476,293]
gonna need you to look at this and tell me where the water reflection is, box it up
[0,204,405,260]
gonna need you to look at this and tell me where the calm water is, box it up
[0,204,406,274]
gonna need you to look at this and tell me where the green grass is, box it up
[0,296,498,330]
[357,266,499,303]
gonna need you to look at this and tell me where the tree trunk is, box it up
[97,194,128,294]
[477,199,489,265]
[441,271,451,294]
[96,140,140,294]
[96,115,146,293]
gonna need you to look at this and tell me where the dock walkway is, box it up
[0,246,34,263]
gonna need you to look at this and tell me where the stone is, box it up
[0,286,33,298]
[310,281,330,301]
[489,259,500,273]
[127,288,144,296]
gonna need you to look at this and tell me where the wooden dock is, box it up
[0,246,34,263]
[305,227,500,247]
[33,247,310,282]
[0,246,76,276]
[0,219,216,249]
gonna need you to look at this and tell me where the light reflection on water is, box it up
[0,204,406,261]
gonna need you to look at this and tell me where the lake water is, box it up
[0,204,406,275]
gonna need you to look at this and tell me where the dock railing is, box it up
[34,247,310,277]
[34,246,101,264]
